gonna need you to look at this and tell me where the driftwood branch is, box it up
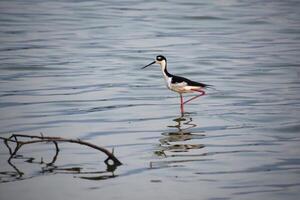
[0,134,122,167]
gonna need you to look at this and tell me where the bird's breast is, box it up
[164,77,172,89]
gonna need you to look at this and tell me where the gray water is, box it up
[1,0,300,199]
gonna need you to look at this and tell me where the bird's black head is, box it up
[156,55,166,62]
[141,55,167,69]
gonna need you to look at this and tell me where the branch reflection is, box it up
[0,149,118,183]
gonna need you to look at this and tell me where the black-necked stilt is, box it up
[142,55,210,115]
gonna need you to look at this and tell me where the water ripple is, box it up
[0,0,300,199]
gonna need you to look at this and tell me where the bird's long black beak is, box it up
[141,61,155,69]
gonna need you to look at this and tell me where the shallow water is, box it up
[1,0,300,199]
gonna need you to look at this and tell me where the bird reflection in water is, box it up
[151,116,206,169]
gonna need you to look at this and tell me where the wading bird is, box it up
[142,55,210,115]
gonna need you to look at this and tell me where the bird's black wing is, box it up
[171,75,210,88]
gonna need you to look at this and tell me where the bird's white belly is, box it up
[165,78,200,93]
[170,84,200,93]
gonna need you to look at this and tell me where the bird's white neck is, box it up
[159,60,171,79]
[159,60,173,89]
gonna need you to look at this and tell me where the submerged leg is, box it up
[183,89,205,105]
[180,93,184,115]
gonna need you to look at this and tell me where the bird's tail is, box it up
[205,84,218,91]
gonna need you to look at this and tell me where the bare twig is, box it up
[0,134,122,166]
[47,141,59,166]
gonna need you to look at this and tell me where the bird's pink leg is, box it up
[183,89,205,105]
[180,93,184,115]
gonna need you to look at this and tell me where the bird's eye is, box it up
[157,56,162,60]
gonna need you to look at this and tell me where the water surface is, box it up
[0,0,300,200]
